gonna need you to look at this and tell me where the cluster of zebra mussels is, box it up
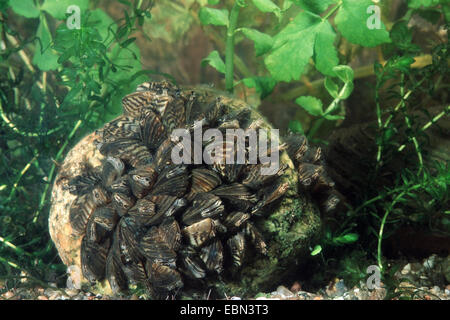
[67,81,339,298]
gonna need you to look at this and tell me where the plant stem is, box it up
[32,118,84,224]
[322,0,343,21]
[225,2,240,93]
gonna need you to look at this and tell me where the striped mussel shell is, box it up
[67,81,339,298]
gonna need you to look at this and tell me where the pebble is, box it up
[401,263,411,275]
[2,291,14,299]
[65,289,79,297]
[276,285,294,298]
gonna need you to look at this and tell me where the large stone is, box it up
[49,87,323,297]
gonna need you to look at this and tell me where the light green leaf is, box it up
[198,7,229,26]
[208,0,220,4]
[251,0,281,19]
[241,76,277,99]
[288,120,304,134]
[324,77,339,99]
[295,96,323,117]
[240,28,274,56]
[292,0,336,13]
[313,20,339,76]
[265,11,338,81]
[33,18,59,71]
[10,0,40,18]
[333,65,354,84]
[282,0,294,11]
[333,233,359,244]
[324,114,345,120]
[311,245,322,256]
[41,0,89,19]
[335,0,390,47]
[201,50,226,74]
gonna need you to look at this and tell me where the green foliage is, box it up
[0,0,153,287]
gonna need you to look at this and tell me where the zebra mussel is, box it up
[67,81,339,298]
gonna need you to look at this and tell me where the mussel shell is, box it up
[227,232,246,268]
[105,243,129,293]
[99,116,141,142]
[128,165,158,198]
[212,183,257,211]
[101,156,125,187]
[151,165,189,197]
[127,198,158,226]
[178,246,207,279]
[140,109,167,150]
[200,239,223,274]
[186,168,221,201]
[244,222,267,255]
[182,218,216,248]
[67,167,102,196]
[98,138,153,168]
[122,91,156,118]
[252,182,289,214]
[145,194,187,219]
[92,204,119,232]
[69,193,96,235]
[221,211,250,231]
[242,163,288,190]
[162,95,186,133]
[148,262,183,294]
[139,226,177,267]
[181,193,224,226]
[118,217,145,264]
[80,237,109,282]
[112,192,136,216]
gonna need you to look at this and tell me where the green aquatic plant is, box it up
[0,0,153,287]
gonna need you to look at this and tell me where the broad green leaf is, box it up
[33,18,59,71]
[41,0,89,19]
[251,0,281,19]
[333,65,354,84]
[240,28,273,56]
[288,120,304,134]
[295,96,323,117]
[265,11,338,81]
[292,0,336,13]
[208,0,220,4]
[313,20,339,76]
[198,7,229,26]
[10,0,40,18]
[408,0,441,8]
[335,0,390,47]
[241,76,277,99]
[201,50,226,74]
[310,245,322,256]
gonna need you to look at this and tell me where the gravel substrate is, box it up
[1,254,449,300]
